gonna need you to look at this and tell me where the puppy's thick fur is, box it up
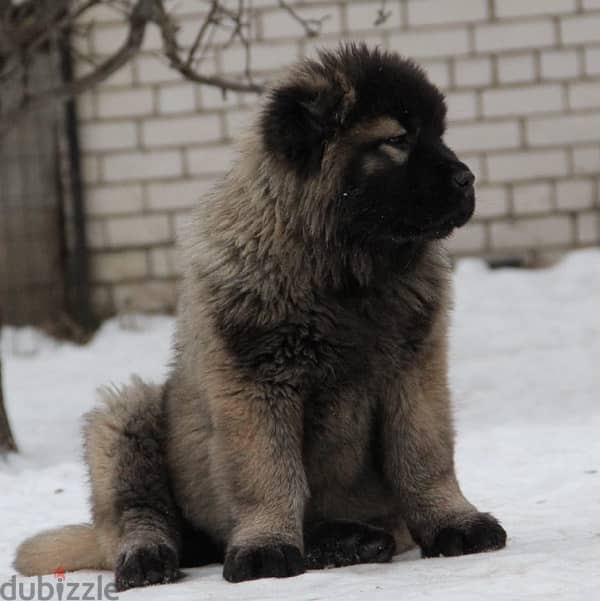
[16,45,506,588]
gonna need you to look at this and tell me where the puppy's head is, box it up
[261,43,475,245]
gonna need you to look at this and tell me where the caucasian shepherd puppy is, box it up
[16,44,506,589]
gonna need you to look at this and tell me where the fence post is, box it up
[0,311,18,454]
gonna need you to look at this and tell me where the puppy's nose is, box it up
[452,169,475,189]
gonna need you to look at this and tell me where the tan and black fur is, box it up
[15,44,506,589]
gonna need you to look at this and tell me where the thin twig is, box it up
[374,0,392,26]
[277,0,329,38]
[152,0,263,93]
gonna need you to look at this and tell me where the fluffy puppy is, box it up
[15,44,506,589]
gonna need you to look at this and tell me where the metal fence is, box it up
[0,40,91,332]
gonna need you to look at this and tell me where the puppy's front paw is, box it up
[422,512,507,558]
[115,543,181,591]
[223,543,304,583]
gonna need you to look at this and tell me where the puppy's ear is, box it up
[261,79,351,174]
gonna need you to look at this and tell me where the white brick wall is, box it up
[77,0,600,316]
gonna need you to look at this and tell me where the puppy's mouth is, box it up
[443,196,475,229]
[419,191,475,237]
[391,192,475,242]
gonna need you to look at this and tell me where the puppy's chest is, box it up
[225,283,436,386]
[319,286,436,377]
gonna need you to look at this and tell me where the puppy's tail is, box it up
[14,523,108,576]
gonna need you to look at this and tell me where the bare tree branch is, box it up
[151,0,263,93]
[0,0,378,136]
[0,0,150,137]
[186,0,219,68]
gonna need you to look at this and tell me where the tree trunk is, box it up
[0,313,18,454]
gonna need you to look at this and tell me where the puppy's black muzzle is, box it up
[449,166,475,228]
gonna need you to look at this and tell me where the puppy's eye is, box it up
[384,134,409,147]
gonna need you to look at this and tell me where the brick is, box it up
[561,15,600,44]
[146,179,215,211]
[92,24,129,55]
[173,211,193,240]
[80,122,137,152]
[142,115,222,147]
[103,150,183,182]
[556,179,594,210]
[487,150,568,182]
[389,28,470,59]
[475,20,555,52]
[221,42,299,74]
[200,85,240,110]
[540,50,579,80]
[573,146,600,174]
[407,0,488,26]
[106,214,172,247]
[584,48,600,75]
[445,121,520,152]
[86,219,106,250]
[490,216,572,249]
[446,223,487,254]
[176,17,234,49]
[527,113,600,146]
[82,156,100,185]
[576,212,599,244]
[495,0,576,17]
[86,184,144,216]
[512,183,554,215]
[77,93,95,121]
[454,57,493,88]
[482,85,563,117]
[446,92,478,122]
[158,84,196,114]
[346,1,403,30]
[113,281,177,313]
[187,145,234,176]
[475,186,510,218]
[225,109,254,138]
[421,61,451,89]
[135,55,179,84]
[497,54,536,84]
[141,24,164,52]
[96,88,154,118]
[261,5,342,40]
[568,82,600,110]
[150,247,181,278]
[107,66,136,88]
[92,250,148,282]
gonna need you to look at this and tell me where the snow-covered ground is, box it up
[1,249,599,600]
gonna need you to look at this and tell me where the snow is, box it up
[1,249,599,600]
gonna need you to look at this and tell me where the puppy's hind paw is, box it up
[115,543,181,591]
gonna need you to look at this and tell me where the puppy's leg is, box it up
[86,378,182,591]
[304,520,396,569]
[382,342,507,558]
[207,367,308,582]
